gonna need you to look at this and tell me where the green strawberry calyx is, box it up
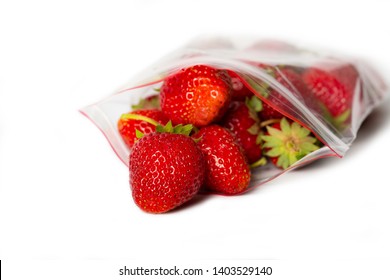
[261,118,320,169]
[245,79,270,99]
[155,121,194,136]
[319,102,351,131]
[246,95,263,113]
[131,95,160,110]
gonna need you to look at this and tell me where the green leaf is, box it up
[165,121,173,133]
[256,132,263,145]
[131,99,145,110]
[261,135,273,142]
[296,153,305,161]
[267,126,285,138]
[132,95,160,110]
[135,129,144,139]
[154,121,194,137]
[266,147,283,157]
[278,153,289,169]
[334,109,351,125]
[156,125,165,133]
[290,122,302,134]
[261,135,283,148]
[192,136,202,143]
[300,142,320,153]
[173,124,183,134]
[280,117,291,134]
[305,136,318,144]
[247,95,263,112]
[247,123,260,135]
[319,102,350,131]
[245,78,270,98]
[288,153,298,166]
[181,124,194,136]
[250,157,267,168]
[294,126,311,138]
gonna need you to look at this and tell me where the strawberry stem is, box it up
[260,118,281,128]
[120,113,161,126]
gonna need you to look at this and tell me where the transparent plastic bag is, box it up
[80,37,388,189]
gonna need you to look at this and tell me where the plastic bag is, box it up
[80,37,388,189]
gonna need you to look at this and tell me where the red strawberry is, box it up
[330,64,359,95]
[129,123,205,214]
[330,64,361,108]
[261,118,320,169]
[302,67,352,125]
[193,125,251,194]
[118,109,169,149]
[259,101,284,120]
[160,65,232,127]
[228,70,254,101]
[220,100,263,164]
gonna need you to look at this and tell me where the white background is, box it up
[1,0,390,279]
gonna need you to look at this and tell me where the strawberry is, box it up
[118,109,169,149]
[302,67,353,126]
[220,99,264,165]
[329,64,359,95]
[261,118,321,169]
[330,64,362,109]
[129,122,205,214]
[258,101,284,120]
[228,70,254,101]
[160,65,232,127]
[193,125,251,194]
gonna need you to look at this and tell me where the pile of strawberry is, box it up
[118,64,357,213]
